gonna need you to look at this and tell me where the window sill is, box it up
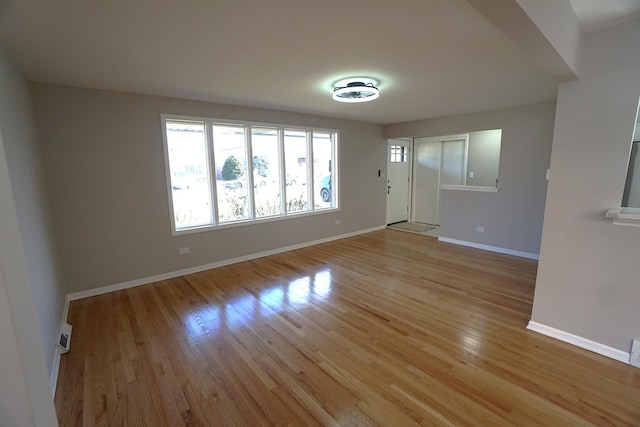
[605,207,640,227]
[172,206,340,236]
[440,185,499,193]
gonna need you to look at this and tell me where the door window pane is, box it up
[252,128,281,218]
[390,145,407,162]
[284,130,309,213]
[165,120,213,230]
[313,132,334,209]
[213,125,249,222]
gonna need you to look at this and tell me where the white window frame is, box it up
[161,114,339,235]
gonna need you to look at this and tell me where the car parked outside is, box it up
[319,175,331,203]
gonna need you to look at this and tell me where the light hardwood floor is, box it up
[55,229,640,426]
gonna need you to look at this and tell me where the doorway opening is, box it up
[386,129,502,236]
[386,135,469,237]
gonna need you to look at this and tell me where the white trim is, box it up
[68,226,385,302]
[162,115,340,236]
[386,139,412,224]
[49,295,70,396]
[49,351,60,397]
[527,321,630,364]
[171,206,342,236]
[440,185,499,192]
[160,113,339,135]
[437,237,539,260]
[61,295,70,326]
[605,207,640,227]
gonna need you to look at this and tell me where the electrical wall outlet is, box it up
[335,219,341,225]
[476,226,485,233]
[469,171,474,178]
[179,247,190,254]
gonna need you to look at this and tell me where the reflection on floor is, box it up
[388,221,439,237]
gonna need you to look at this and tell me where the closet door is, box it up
[413,137,466,225]
[413,139,441,224]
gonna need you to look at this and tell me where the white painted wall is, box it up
[532,17,640,352]
[31,84,387,294]
[0,47,59,425]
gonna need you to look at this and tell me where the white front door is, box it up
[386,140,410,224]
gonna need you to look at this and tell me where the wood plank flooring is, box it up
[55,229,640,426]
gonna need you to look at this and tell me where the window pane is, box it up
[213,125,249,222]
[165,120,213,230]
[284,130,309,213]
[252,128,281,218]
[313,132,335,209]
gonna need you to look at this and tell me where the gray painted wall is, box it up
[532,17,640,352]
[467,129,501,188]
[0,47,59,426]
[385,101,555,255]
[31,84,387,294]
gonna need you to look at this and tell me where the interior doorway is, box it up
[385,134,468,229]
[386,139,411,224]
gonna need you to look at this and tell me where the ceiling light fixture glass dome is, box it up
[332,78,379,103]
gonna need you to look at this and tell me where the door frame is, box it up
[386,138,413,224]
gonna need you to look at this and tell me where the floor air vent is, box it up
[57,322,72,354]
[631,339,640,368]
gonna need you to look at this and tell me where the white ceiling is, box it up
[0,0,636,124]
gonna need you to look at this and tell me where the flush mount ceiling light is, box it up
[332,78,379,103]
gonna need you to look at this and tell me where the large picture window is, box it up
[162,115,338,234]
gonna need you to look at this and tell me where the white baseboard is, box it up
[437,237,539,260]
[67,226,386,302]
[50,295,70,397]
[527,321,630,364]
[49,351,61,397]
